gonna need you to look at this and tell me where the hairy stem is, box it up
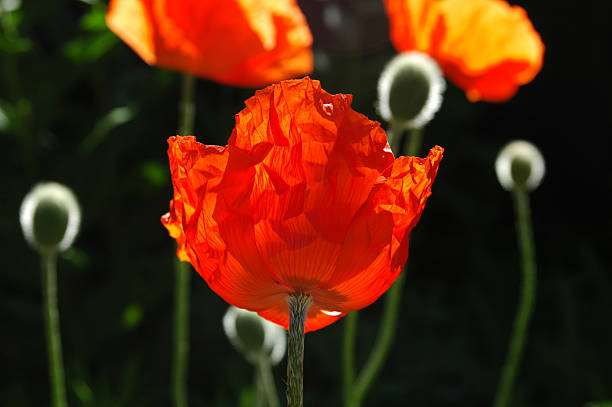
[286,293,312,407]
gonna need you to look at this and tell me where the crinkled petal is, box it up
[314,146,444,313]
[162,79,443,332]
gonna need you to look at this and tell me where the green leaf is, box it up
[139,161,169,189]
[78,106,136,155]
[63,31,118,63]
[80,3,109,31]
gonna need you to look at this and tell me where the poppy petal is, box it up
[106,0,313,87]
[384,0,544,101]
[162,78,443,331]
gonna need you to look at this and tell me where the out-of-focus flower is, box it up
[377,51,445,129]
[383,0,544,102]
[161,77,443,332]
[495,140,545,191]
[20,182,81,254]
[106,0,313,87]
[223,306,286,364]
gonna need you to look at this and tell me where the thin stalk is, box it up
[492,187,537,407]
[405,127,423,157]
[171,73,196,407]
[286,293,312,407]
[179,74,196,136]
[256,353,280,407]
[342,312,358,407]
[42,252,67,407]
[387,120,405,155]
[348,126,424,407]
[254,365,265,407]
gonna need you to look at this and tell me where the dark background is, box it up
[1,0,610,406]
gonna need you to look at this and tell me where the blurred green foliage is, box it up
[1,0,610,406]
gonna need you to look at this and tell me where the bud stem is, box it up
[42,252,67,407]
[286,293,312,407]
[256,352,280,407]
[343,126,425,407]
[171,72,196,407]
[342,311,358,406]
[405,126,423,157]
[493,187,537,407]
[387,120,404,155]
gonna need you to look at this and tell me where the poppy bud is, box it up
[495,140,545,191]
[223,306,286,365]
[20,182,81,254]
[377,51,445,129]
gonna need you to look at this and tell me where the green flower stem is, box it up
[350,272,406,407]
[171,73,196,407]
[254,364,265,407]
[179,74,195,136]
[342,311,358,407]
[405,127,423,157]
[346,126,424,407]
[286,293,312,407]
[256,353,280,407]
[493,186,537,407]
[387,120,405,155]
[42,252,67,407]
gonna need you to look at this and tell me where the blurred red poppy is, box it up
[161,78,443,332]
[106,0,313,87]
[383,0,544,102]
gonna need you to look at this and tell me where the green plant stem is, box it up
[387,120,405,155]
[256,353,280,407]
[286,293,312,407]
[405,127,423,157]
[342,312,358,407]
[171,73,196,407]
[179,74,195,136]
[493,187,537,407]
[347,126,424,407]
[42,252,67,407]
[254,364,265,407]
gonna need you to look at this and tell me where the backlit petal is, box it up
[162,78,443,331]
[106,0,313,87]
[384,0,544,101]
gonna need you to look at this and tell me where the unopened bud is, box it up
[378,51,445,129]
[495,140,545,191]
[20,182,81,254]
[223,306,286,365]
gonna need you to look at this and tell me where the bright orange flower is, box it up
[383,0,544,102]
[106,0,313,87]
[161,77,443,332]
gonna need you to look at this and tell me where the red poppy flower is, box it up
[106,0,313,87]
[383,0,544,102]
[161,77,443,332]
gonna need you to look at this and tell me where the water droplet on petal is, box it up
[322,103,334,116]
[321,309,342,316]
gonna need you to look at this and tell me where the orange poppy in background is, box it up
[161,77,443,332]
[106,0,313,87]
[383,0,544,102]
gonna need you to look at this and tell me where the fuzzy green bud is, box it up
[378,51,445,129]
[495,140,545,191]
[20,182,81,254]
[223,306,286,365]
